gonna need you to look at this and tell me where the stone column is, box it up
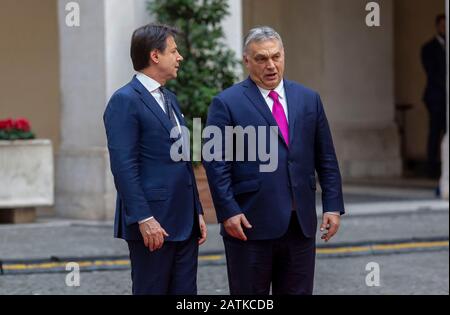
[441,0,449,200]
[223,0,243,77]
[56,0,150,220]
[319,0,401,178]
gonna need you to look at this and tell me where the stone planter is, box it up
[0,139,54,223]
[193,165,217,224]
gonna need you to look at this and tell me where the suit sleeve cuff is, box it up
[138,216,154,224]
[215,202,242,223]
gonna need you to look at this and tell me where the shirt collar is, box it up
[136,72,161,93]
[257,80,285,100]
[436,35,445,47]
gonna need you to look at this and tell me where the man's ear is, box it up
[243,54,250,68]
[149,49,159,65]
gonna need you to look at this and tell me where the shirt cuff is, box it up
[138,216,154,224]
[324,211,340,216]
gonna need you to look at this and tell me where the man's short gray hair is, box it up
[243,26,283,54]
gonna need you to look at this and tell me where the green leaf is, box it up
[147,0,240,127]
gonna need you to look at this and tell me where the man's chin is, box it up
[263,80,280,90]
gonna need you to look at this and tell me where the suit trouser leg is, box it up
[127,240,175,295]
[427,104,447,177]
[271,215,316,295]
[223,236,273,295]
[127,235,198,295]
[168,235,199,295]
[223,213,316,295]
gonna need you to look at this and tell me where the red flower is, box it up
[0,118,14,130]
[13,118,31,132]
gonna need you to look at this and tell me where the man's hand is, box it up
[198,215,208,245]
[320,213,340,242]
[223,214,252,241]
[139,218,169,252]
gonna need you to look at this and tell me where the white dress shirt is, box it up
[136,72,181,133]
[257,80,289,120]
[136,72,182,224]
[436,35,445,49]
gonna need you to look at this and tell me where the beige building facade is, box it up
[0,0,447,219]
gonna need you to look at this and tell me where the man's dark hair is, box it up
[130,23,179,71]
[436,14,445,26]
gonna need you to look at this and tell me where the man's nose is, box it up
[178,53,184,62]
[266,59,275,69]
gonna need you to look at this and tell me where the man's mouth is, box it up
[265,73,278,80]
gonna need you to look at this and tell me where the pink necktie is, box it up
[268,90,289,146]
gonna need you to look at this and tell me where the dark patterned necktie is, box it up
[160,87,189,160]
[159,87,179,132]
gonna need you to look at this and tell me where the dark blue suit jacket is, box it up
[104,76,203,241]
[421,37,446,109]
[203,78,344,240]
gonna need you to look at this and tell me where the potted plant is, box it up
[148,0,240,223]
[0,118,54,223]
[0,118,35,140]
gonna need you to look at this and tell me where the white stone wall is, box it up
[105,0,152,100]
[222,0,243,78]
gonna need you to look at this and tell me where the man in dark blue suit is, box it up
[203,26,345,295]
[103,24,207,295]
[421,14,446,179]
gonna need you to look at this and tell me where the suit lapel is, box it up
[243,77,288,148]
[130,76,174,138]
[166,93,190,160]
[170,98,187,128]
[284,80,300,147]
[243,78,277,126]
